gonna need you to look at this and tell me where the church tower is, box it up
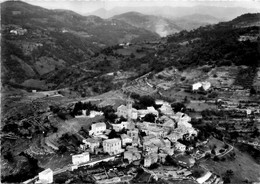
[126,95,133,122]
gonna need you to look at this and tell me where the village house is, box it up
[158,153,167,163]
[89,111,103,118]
[145,144,159,154]
[144,153,158,167]
[176,155,195,168]
[38,168,53,184]
[161,117,176,128]
[72,152,90,165]
[160,147,174,156]
[102,138,124,155]
[111,121,130,132]
[192,81,211,91]
[138,106,159,118]
[175,142,186,152]
[10,28,27,35]
[89,122,106,135]
[127,128,139,142]
[138,122,169,138]
[121,134,133,146]
[124,147,141,163]
[81,138,100,153]
[160,103,174,115]
[116,105,138,120]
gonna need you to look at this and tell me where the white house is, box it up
[38,168,53,184]
[192,81,211,91]
[192,82,202,91]
[121,134,133,146]
[89,122,106,135]
[89,111,103,118]
[103,138,124,155]
[72,152,90,165]
[202,81,211,91]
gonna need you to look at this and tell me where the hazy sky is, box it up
[22,0,260,14]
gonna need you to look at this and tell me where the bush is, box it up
[149,163,159,170]
[213,156,219,161]
[192,169,204,178]
[219,149,225,153]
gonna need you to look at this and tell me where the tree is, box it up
[171,102,186,113]
[142,113,156,122]
[130,53,135,58]
[192,169,204,178]
[213,156,219,161]
[204,153,211,159]
[139,96,155,108]
[149,163,159,169]
[250,87,256,95]
[103,106,117,123]
[58,145,67,154]
[226,170,234,176]
[223,176,231,184]
[165,155,178,167]
[108,129,119,139]
[4,151,14,163]
[211,148,216,155]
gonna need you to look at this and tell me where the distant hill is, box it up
[112,12,182,36]
[172,14,222,31]
[1,1,159,85]
[87,6,259,21]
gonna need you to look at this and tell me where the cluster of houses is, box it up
[71,100,198,169]
[238,35,259,42]
[10,27,27,35]
[34,98,230,184]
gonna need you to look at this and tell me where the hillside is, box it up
[102,13,260,86]
[1,1,259,96]
[112,12,182,37]
[1,1,159,86]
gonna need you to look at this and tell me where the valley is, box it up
[1,1,260,184]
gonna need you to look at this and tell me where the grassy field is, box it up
[201,148,260,183]
[37,152,72,170]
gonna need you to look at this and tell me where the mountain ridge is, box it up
[87,5,259,20]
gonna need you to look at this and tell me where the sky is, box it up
[21,0,260,15]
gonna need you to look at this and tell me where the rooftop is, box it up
[39,168,53,175]
[103,138,121,144]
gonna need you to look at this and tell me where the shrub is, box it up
[213,156,219,161]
